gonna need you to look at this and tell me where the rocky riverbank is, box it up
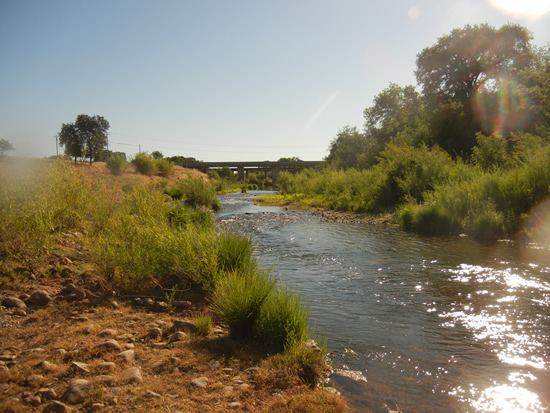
[312,210,396,225]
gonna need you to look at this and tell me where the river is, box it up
[217,191,550,413]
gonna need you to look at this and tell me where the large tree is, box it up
[416,23,534,154]
[58,114,110,164]
[0,139,15,157]
[325,126,367,169]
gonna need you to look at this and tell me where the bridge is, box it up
[177,160,324,184]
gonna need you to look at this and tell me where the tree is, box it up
[278,156,302,162]
[415,23,535,154]
[325,126,367,169]
[151,150,164,160]
[58,114,110,164]
[0,139,15,157]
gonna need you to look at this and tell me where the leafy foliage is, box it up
[0,139,15,157]
[58,114,110,164]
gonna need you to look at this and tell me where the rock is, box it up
[116,333,134,341]
[25,374,44,387]
[72,316,89,323]
[191,377,208,388]
[147,360,165,370]
[109,301,119,309]
[146,390,162,398]
[170,331,187,342]
[152,301,169,312]
[2,296,26,309]
[174,300,192,309]
[26,394,41,406]
[39,387,58,400]
[54,348,67,357]
[148,327,162,339]
[123,342,135,350]
[208,359,221,369]
[222,385,234,396]
[95,375,116,386]
[142,298,154,307]
[28,290,51,306]
[34,360,57,371]
[70,361,90,373]
[133,297,142,306]
[43,401,73,413]
[152,342,167,348]
[62,379,92,404]
[96,361,116,372]
[302,338,322,353]
[14,309,26,316]
[155,320,169,329]
[97,329,118,338]
[65,289,87,302]
[171,320,198,334]
[229,402,243,409]
[95,339,122,352]
[116,350,135,364]
[89,403,105,412]
[82,324,96,334]
[18,293,30,301]
[122,367,142,384]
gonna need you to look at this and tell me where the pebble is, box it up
[229,402,243,409]
[62,379,92,404]
[171,320,198,334]
[191,377,208,388]
[43,400,73,413]
[97,328,118,338]
[122,367,142,384]
[34,360,57,372]
[39,387,58,400]
[148,327,163,339]
[95,375,116,386]
[71,361,90,373]
[116,349,135,364]
[28,290,52,306]
[222,385,234,396]
[2,296,26,309]
[96,361,116,372]
[25,374,44,386]
[95,339,122,352]
[170,331,187,342]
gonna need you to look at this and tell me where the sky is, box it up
[1,0,549,162]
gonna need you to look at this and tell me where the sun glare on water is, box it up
[489,0,550,18]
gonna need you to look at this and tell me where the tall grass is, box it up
[216,230,255,273]
[167,176,222,211]
[105,153,127,175]
[131,152,156,175]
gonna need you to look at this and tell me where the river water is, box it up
[217,191,550,413]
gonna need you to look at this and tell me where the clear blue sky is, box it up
[1,0,549,161]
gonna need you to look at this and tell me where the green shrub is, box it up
[464,203,505,241]
[211,270,275,339]
[155,158,174,177]
[191,312,212,337]
[131,153,155,175]
[105,153,127,175]
[176,176,222,211]
[168,203,213,229]
[256,284,310,351]
[397,201,458,236]
[216,231,255,273]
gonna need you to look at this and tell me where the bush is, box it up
[105,153,127,175]
[175,176,222,211]
[464,202,505,241]
[211,270,275,339]
[131,153,155,175]
[256,284,310,351]
[168,203,213,229]
[191,312,212,337]
[397,202,458,236]
[155,158,174,177]
[216,231,255,273]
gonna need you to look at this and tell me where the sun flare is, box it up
[489,0,550,18]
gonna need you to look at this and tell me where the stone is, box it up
[39,387,58,400]
[70,361,90,373]
[95,339,122,352]
[96,361,116,372]
[34,360,57,372]
[170,331,187,342]
[14,309,26,316]
[54,348,67,357]
[82,324,96,334]
[116,333,134,341]
[26,394,41,406]
[229,402,243,409]
[147,360,165,370]
[28,290,51,306]
[146,390,162,398]
[148,327,162,339]
[171,320,198,334]
[123,343,135,350]
[25,374,44,387]
[222,385,234,396]
[116,350,135,364]
[62,379,92,404]
[95,375,116,386]
[174,300,192,309]
[152,301,169,312]
[2,296,26,309]
[191,377,208,388]
[97,328,118,338]
[155,320,169,329]
[208,359,221,369]
[109,301,119,309]
[142,297,154,307]
[43,401,73,413]
[122,367,142,384]
[89,404,105,412]
[152,342,167,348]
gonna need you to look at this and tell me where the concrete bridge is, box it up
[177,160,324,184]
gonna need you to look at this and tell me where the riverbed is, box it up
[217,191,550,413]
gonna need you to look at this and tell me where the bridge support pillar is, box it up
[237,166,245,181]
[271,166,280,185]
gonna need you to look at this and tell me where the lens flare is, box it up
[473,80,532,136]
[488,0,550,19]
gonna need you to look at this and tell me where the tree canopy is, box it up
[0,139,15,157]
[58,114,110,164]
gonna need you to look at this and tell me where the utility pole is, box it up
[55,134,58,156]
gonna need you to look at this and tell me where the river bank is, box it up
[0,159,348,412]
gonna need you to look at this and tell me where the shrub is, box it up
[397,201,459,236]
[256,284,310,351]
[211,270,275,339]
[168,203,213,229]
[105,153,127,175]
[216,230,255,273]
[464,202,505,241]
[191,312,212,337]
[155,158,174,177]
[176,176,222,211]
[131,153,155,175]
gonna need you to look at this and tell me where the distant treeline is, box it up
[277,23,550,242]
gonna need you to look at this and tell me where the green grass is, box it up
[216,230,256,273]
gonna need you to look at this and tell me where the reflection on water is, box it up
[218,192,550,412]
